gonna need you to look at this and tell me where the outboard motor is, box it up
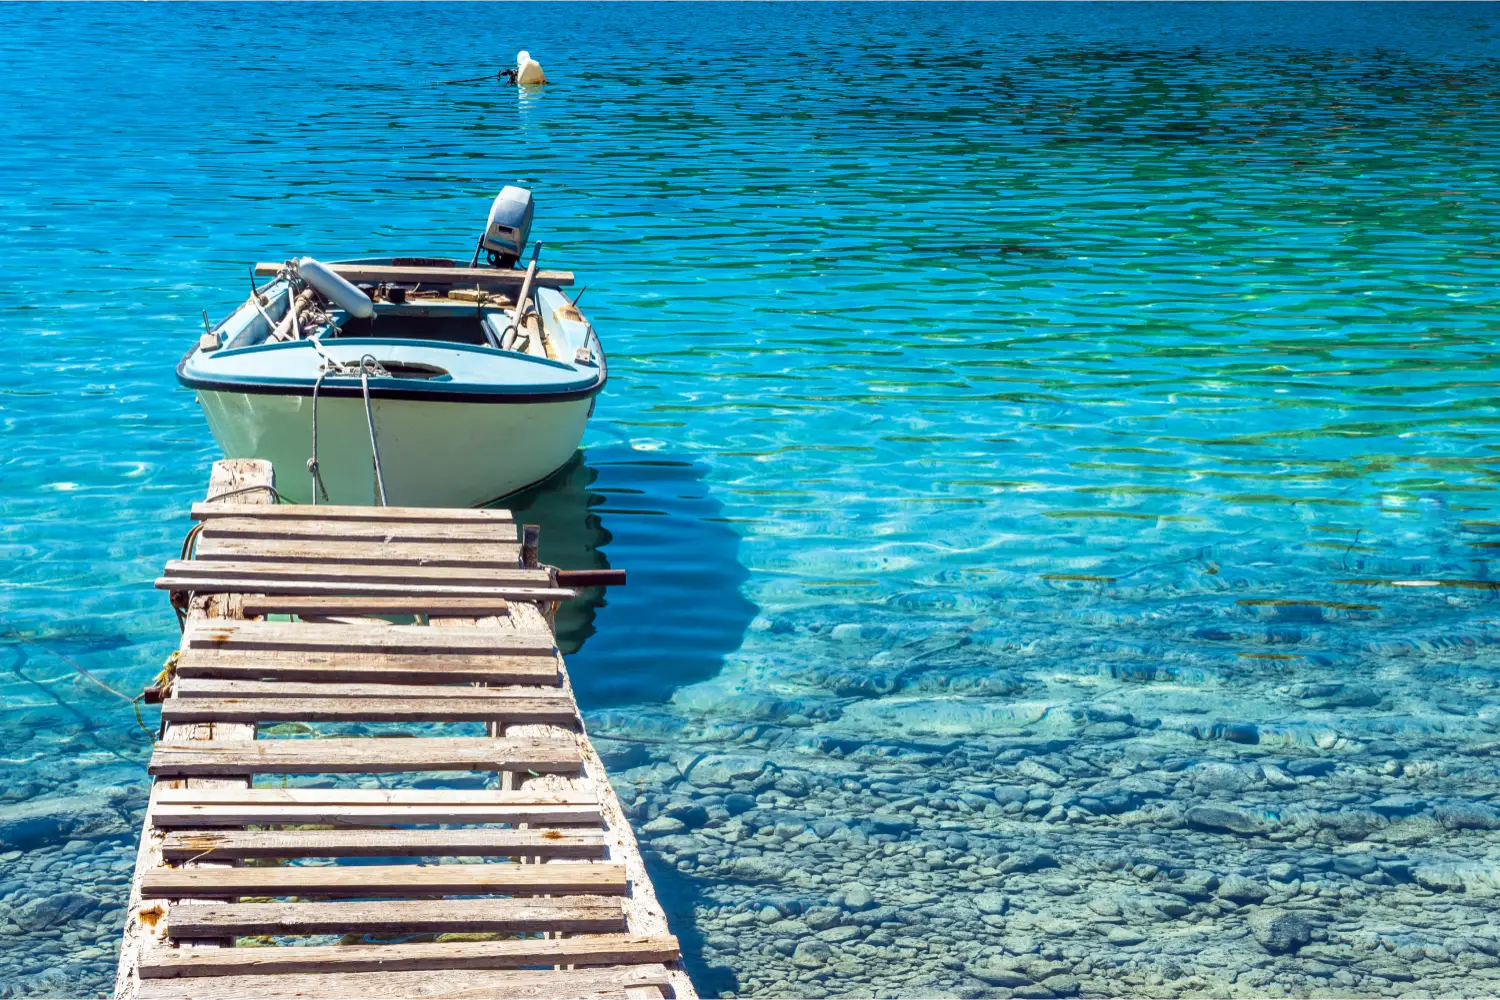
[479,186,534,267]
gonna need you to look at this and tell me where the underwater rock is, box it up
[688,754,772,788]
[1185,805,1267,834]
[1216,874,1269,903]
[998,850,1059,874]
[1017,760,1066,787]
[791,939,831,968]
[965,957,1033,988]
[1248,909,1313,954]
[1190,762,1253,793]
[725,856,790,884]
[840,884,874,910]
[1292,683,1381,709]
[1042,973,1082,996]
[0,792,127,851]
[15,891,95,930]
[974,892,1009,915]
[1330,855,1377,878]
[1435,803,1500,829]
[642,816,686,835]
[1412,865,1467,893]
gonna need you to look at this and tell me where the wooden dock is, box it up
[114,459,695,1000]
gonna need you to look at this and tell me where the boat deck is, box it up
[114,459,694,1000]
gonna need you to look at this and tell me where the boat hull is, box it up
[197,388,594,507]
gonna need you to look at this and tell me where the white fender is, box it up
[516,49,546,85]
[297,257,373,319]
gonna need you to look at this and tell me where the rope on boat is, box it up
[359,354,388,506]
[306,354,388,506]
[308,368,331,505]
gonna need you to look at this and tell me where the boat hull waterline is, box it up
[198,387,595,507]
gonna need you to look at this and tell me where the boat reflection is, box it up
[500,448,756,708]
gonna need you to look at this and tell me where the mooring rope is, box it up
[307,368,331,505]
[359,354,388,506]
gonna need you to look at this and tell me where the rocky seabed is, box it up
[4,590,1500,998]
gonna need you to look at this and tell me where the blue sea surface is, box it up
[3,2,1500,996]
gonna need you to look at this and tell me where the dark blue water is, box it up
[3,3,1500,996]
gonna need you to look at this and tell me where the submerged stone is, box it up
[1248,909,1313,954]
[1185,805,1266,834]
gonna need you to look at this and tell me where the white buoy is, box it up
[516,49,546,85]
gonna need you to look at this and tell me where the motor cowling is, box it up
[480,186,534,267]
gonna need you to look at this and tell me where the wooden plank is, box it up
[148,786,597,825]
[158,577,574,601]
[174,649,558,685]
[184,621,554,654]
[239,595,512,617]
[150,802,602,826]
[141,986,639,1000]
[152,786,598,806]
[161,828,608,860]
[140,932,676,978]
[252,262,576,289]
[173,678,552,699]
[191,502,515,524]
[137,964,668,1000]
[199,516,519,543]
[141,861,627,899]
[165,896,625,936]
[160,695,577,724]
[163,560,552,586]
[194,535,523,568]
[147,736,581,776]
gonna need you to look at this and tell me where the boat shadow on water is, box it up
[500,447,757,709]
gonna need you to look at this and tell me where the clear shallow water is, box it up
[4,2,1500,996]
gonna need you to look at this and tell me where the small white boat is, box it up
[179,188,606,507]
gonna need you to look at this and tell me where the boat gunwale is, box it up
[176,340,608,405]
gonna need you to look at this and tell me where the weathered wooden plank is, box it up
[161,695,577,724]
[195,535,523,568]
[184,621,554,654]
[141,861,627,899]
[137,964,668,1000]
[159,577,573,602]
[161,827,607,860]
[163,560,553,586]
[149,787,602,827]
[147,736,581,776]
[140,986,640,1000]
[140,932,676,978]
[239,595,512,617]
[172,678,551,700]
[159,577,574,601]
[252,262,576,288]
[165,896,625,936]
[191,502,515,524]
[174,648,558,685]
[150,802,603,826]
[199,516,519,543]
[152,786,598,806]
[172,650,555,689]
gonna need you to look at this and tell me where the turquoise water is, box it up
[4,2,1500,996]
